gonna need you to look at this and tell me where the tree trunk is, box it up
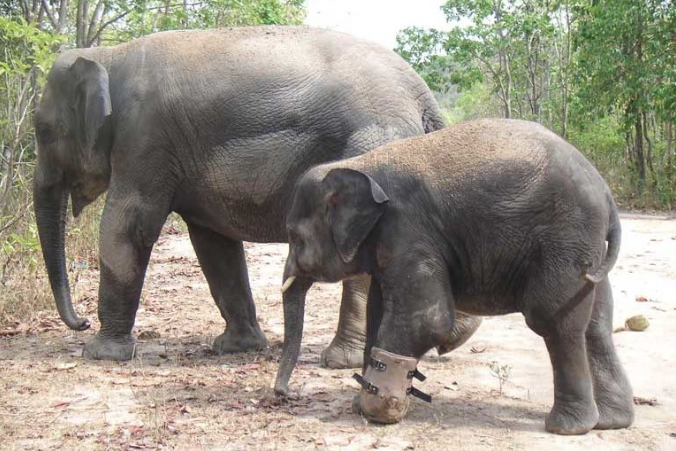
[503,51,512,119]
[634,113,646,194]
[58,0,69,33]
[643,111,654,174]
[76,0,85,47]
[664,121,672,170]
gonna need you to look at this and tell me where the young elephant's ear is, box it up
[323,168,389,263]
[68,57,112,153]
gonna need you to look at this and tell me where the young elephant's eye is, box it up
[290,231,306,249]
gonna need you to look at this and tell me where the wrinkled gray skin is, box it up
[33,26,480,365]
[276,119,634,435]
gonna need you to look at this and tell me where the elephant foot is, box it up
[321,339,363,369]
[594,389,635,430]
[595,404,634,430]
[212,326,267,354]
[437,312,482,355]
[545,399,599,435]
[83,334,136,361]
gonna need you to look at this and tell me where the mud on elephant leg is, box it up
[187,223,267,354]
[586,278,634,430]
[321,275,369,369]
[437,312,482,355]
[83,195,167,361]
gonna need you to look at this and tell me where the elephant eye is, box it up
[37,126,56,145]
[288,230,304,247]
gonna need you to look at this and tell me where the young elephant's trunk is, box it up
[34,181,90,331]
[274,274,312,396]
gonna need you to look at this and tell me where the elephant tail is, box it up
[585,197,621,284]
[421,94,445,134]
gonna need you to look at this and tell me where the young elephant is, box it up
[275,119,634,435]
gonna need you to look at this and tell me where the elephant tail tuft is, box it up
[585,197,621,284]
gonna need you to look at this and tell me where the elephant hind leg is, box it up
[585,278,634,430]
[525,281,599,435]
[187,222,267,354]
[321,275,369,369]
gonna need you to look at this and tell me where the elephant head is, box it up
[282,167,389,285]
[33,53,113,330]
[275,167,389,395]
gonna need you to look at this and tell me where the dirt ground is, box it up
[1,213,675,450]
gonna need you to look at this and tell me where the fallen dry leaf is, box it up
[0,329,21,337]
[54,362,78,371]
[51,395,88,408]
[633,396,659,406]
[138,330,161,340]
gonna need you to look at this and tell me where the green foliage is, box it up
[395,27,455,92]
[0,17,68,324]
[574,0,675,198]
[106,0,306,43]
[442,82,499,124]
[0,16,64,83]
[395,0,675,209]
[576,0,675,123]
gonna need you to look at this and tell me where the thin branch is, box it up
[40,0,58,29]
[86,9,133,47]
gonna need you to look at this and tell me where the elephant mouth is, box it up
[352,347,431,424]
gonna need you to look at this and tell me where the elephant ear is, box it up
[323,168,389,263]
[68,57,112,153]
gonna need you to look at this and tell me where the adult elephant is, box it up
[33,26,481,364]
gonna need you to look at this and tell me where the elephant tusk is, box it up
[281,276,297,294]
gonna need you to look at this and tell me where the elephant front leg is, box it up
[187,223,267,354]
[83,196,168,361]
[321,275,369,369]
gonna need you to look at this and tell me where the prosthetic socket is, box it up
[353,347,431,424]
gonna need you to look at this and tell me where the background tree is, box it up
[575,0,675,195]
[395,0,675,208]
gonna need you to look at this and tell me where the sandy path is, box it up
[1,214,675,450]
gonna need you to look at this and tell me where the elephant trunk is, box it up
[274,258,312,395]
[34,181,90,331]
